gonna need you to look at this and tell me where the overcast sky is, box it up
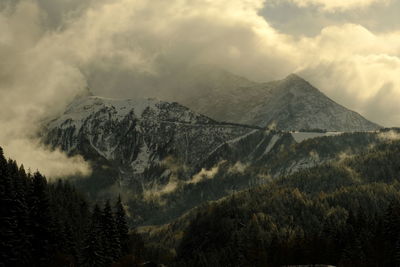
[0,0,399,174]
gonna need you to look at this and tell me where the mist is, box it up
[0,1,91,177]
[0,0,399,176]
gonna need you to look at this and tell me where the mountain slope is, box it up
[243,74,380,131]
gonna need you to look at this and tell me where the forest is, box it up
[145,139,400,266]
[0,147,144,267]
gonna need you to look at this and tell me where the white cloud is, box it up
[189,165,221,184]
[3,139,91,179]
[297,24,400,126]
[0,0,91,178]
[378,130,400,141]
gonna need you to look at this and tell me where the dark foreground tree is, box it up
[115,195,130,255]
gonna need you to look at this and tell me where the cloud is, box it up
[67,0,400,127]
[378,130,400,141]
[228,161,249,174]
[143,180,179,203]
[141,160,227,203]
[1,0,400,177]
[0,0,91,178]
[297,24,400,126]
[189,164,222,184]
[2,140,91,179]
[285,0,389,11]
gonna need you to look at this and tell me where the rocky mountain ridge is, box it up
[43,95,258,188]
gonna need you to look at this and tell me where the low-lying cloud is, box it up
[3,140,91,179]
[189,164,222,185]
[378,130,400,142]
[228,161,249,174]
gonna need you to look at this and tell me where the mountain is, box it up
[42,94,385,226]
[42,95,263,195]
[44,95,259,176]
[176,69,380,131]
[43,95,305,224]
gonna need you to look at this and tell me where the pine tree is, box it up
[115,195,130,256]
[63,222,78,260]
[9,160,32,265]
[28,171,54,266]
[384,200,400,265]
[101,199,121,264]
[0,148,19,266]
[81,204,105,267]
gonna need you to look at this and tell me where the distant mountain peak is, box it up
[178,69,380,131]
[278,73,322,95]
[283,73,305,82]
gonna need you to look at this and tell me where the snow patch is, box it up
[227,129,258,145]
[291,132,343,143]
[263,134,280,155]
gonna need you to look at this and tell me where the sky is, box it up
[0,0,399,175]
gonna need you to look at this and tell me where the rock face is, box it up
[178,71,380,131]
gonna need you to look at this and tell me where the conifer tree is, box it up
[115,195,130,256]
[9,160,31,264]
[28,171,54,266]
[102,199,121,264]
[0,147,19,266]
[81,204,105,267]
[63,222,78,260]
